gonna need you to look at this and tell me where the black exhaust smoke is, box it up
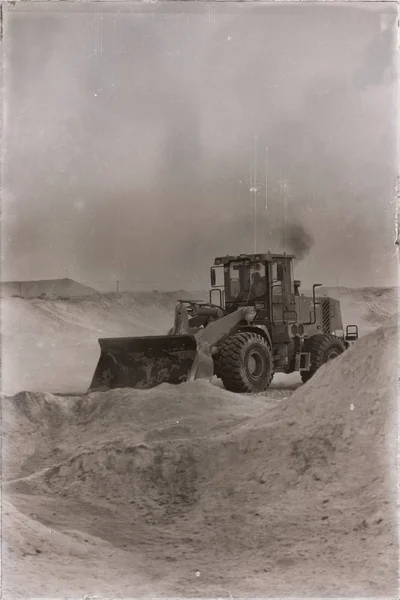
[282,221,314,260]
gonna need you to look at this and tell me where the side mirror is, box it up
[210,268,216,287]
[294,280,301,296]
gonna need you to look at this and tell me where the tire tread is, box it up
[217,331,274,393]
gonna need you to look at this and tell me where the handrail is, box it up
[304,283,322,325]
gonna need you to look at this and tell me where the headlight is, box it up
[292,324,304,336]
[333,329,344,337]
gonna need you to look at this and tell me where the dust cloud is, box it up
[2,2,398,289]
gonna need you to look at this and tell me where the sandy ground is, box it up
[1,287,399,597]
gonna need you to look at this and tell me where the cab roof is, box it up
[214,253,295,265]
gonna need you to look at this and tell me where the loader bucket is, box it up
[89,335,199,391]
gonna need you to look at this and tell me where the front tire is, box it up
[301,334,345,383]
[216,332,274,393]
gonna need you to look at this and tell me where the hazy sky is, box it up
[2,1,398,289]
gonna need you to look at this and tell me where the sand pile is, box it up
[0,277,97,299]
[362,287,399,324]
[3,499,109,559]
[3,384,268,495]
[3,313,398,596]
[1,499,156,597]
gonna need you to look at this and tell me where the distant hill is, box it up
[0,278,98,299]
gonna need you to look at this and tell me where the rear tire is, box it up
[216,332,274,393]
[301,334,345,383]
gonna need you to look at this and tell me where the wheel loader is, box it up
[89,252,359,393]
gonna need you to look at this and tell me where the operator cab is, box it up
[210,253,298,324]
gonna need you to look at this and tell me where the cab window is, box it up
[271,262,278,282]
[271,260,283,299]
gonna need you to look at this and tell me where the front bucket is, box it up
[89,335,198,391]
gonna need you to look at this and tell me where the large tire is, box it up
[301,334,345,383]
[216,332,274,393]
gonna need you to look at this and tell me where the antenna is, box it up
[253,134,258,253]
[283,180,288,253]
[280,177,288,253]
[265,146,268,211]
